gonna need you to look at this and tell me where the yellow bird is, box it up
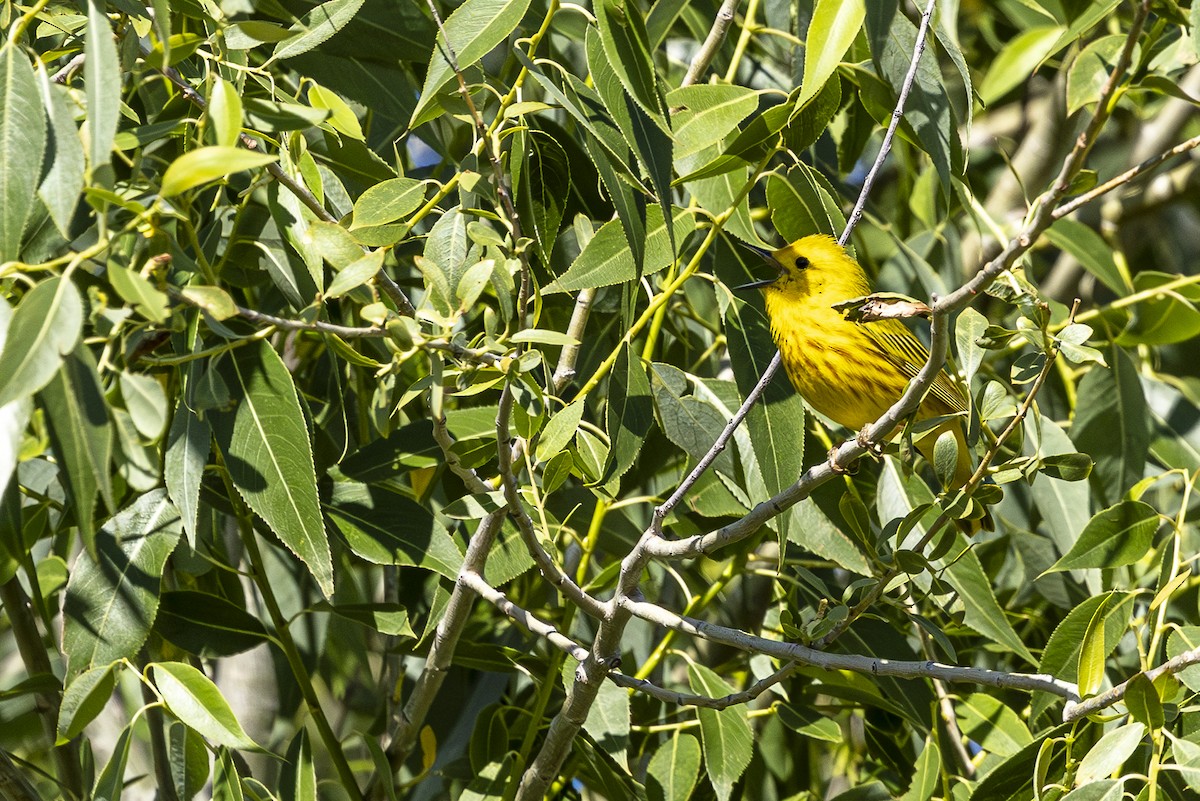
[739,234,991,531]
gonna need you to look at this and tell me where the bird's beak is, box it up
[733,243,780,290]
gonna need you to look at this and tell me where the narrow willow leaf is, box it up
[1072,347,1150,504]
[326,248,384,299]
[272,0,366,62]
[978,26,1065,105]
[165,398,209,545]
[595,0,666,127]
[155,591,270,657]
[943,533,1036,664]
[1045,219,1129,295]
[646,733,701,801]
[281,729,317,801]
[688,663,752,801]
[955,693,1032,757]
[58,664,118,743]
[603,346,655,486]
[0,44,46,261]
[208,76,244,148]
[0,277,83,407]
[39,345,113,544]
[350,177,424,229]
[865,2,961,191]
[547,206,692,293]
[799,0,864,108]
[1077,595,1111,697]
[955,307,988,386]
[1075,723,1145,785]
[1032,592,1134,721]
[1048,501,1159,572]
[161,146,278,196]
[85,0,120,185]
[36,64,85,237]
[766,164,845,242]
[667,85,759,165]
[94,725,133,801]
[409,0,533,127]
[152,662,258,750]
[516,132,569,266]
[1124,673,1163,730]
[325,481,462,579]
[1117,271,1200,346]
[901,737,938,801]
[63,490,183,674]
[120,371,168,441]
[536,401,584,462]
[211,341,333,597]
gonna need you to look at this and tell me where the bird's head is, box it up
[735,234,867,297]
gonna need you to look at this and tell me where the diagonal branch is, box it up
[1064,645,1200,721]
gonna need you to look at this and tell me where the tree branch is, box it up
[1064,646,1200,722]
[681,0,741,88]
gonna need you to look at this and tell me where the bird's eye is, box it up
[794,256,810,270]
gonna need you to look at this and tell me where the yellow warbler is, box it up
[740,234,991,531]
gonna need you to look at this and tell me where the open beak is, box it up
[733,243,780,290]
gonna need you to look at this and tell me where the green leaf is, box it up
[1124,673,1163,730]
[536,401,584,462]
[272,0,366,61]
[94,725,133,801]
[568,660,630,767]
[1075,723,1145,785]
[1027,414,1092,564]
[515,131,570,267]
[943,533,1037,665]
[325,480,463,579]
[955,307,988,387]
[85,0,120,184]
[651,367,736,478]
[1167,627,1200,691]
[350,177,425,229]
[58,664,118,743]
[211,341,333,597]
[901,737,938,801]
[978,26,1066,105]
[955,693,1033,757]
[62,490,183,675]
[0,44,46,262]
[595,0,666,126]
[326,248,384,299]
[1045,219,1129,295]
[766,164,846,243]
[165,401,209,544]
[281,729,317,801]
[161,146,279,197]
[155,591,271,657]
[321,602,415,637]
[688,663,752,801]
[646,733,701,801]
[409,0,533,127]
[120,371,168,441]
[1040,452,1093,481]
[1033,592,1134,721]
[547,206,692,293]
[1067,35,1127,114]
[1117,271,1200,346]
[1048,501,1159,572]
[667,85,760,165]
[209,77,243,149]
[603,346,655,486]
[800,0,865,108]
[1071,346,1150,504]
[36,64,85,237]
[108,264,169,323]
[865,2,962,191]
[152,662,258,750]
[39,345,113,544]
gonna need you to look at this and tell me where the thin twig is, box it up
[1064,645,1200,721]
[550,288,595,393]
[621,598,1080,700]
[1051,134,1200,221]
[681,0,742,88]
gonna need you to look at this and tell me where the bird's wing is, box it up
[861,320,968,414]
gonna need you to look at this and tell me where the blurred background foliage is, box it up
[2,0,1200,798]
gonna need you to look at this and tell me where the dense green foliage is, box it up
[2,0,1200,799]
